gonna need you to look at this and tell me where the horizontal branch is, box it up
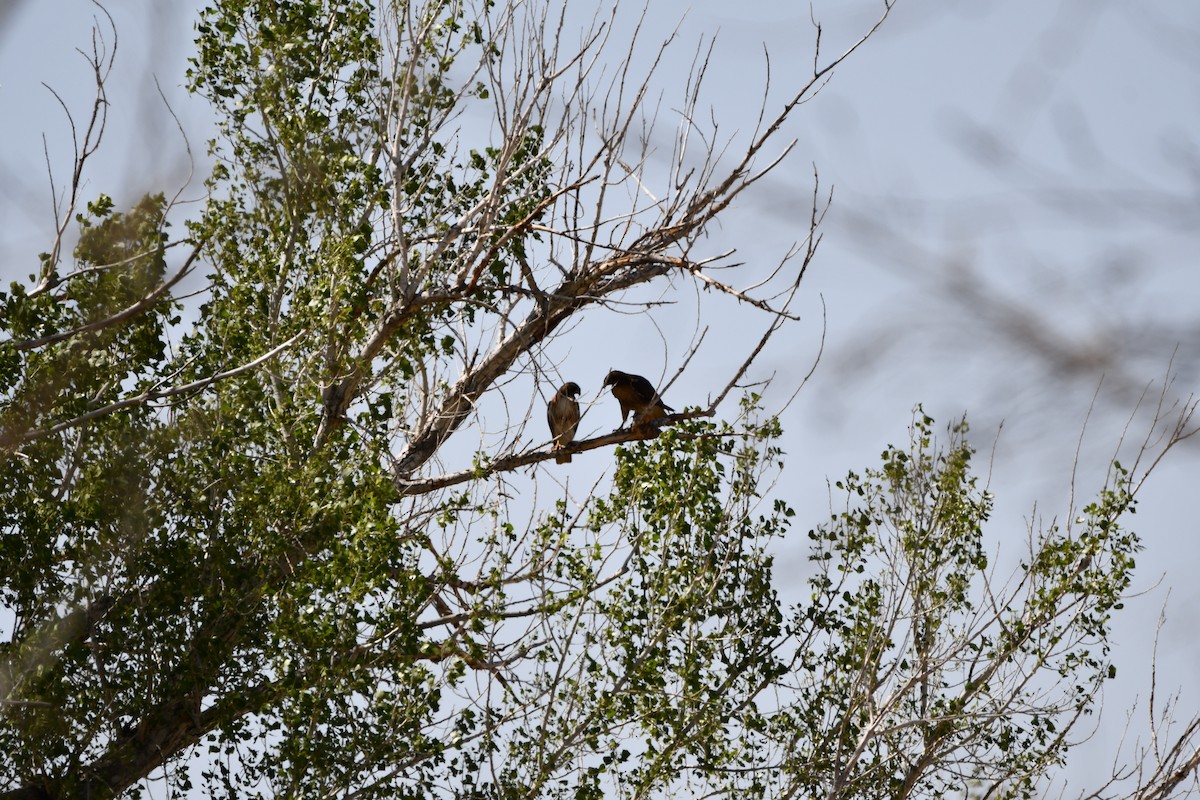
[12,240,203,352]
[1,333,303,452]
[394,411,713,498]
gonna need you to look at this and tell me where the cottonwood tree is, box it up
[1,1,1199,799]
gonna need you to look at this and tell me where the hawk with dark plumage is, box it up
[547,382,582,463]
[602,370,673,429]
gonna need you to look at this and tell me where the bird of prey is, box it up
[602,370,673,429]
[547,381,582,463]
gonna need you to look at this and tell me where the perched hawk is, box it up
[602,370,673,429]
[546,382,582,463]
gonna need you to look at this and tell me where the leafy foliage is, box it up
[776,411,1140,800]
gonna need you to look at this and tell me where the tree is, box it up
[1,1,1198,799]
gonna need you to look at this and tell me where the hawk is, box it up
[546,381,582,463]
[602,370,673,429]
